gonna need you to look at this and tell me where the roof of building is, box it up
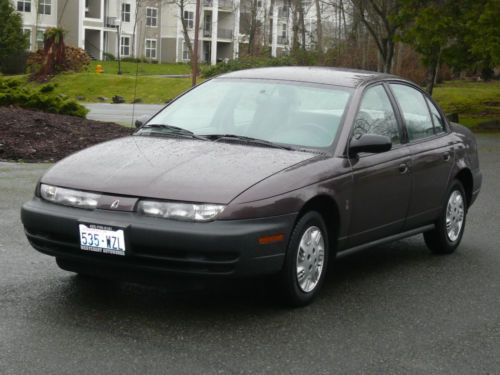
[218,66,398,88]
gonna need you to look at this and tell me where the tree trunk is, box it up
[179,0,194,60]
[314,0,322,52]
[426,47,441,96]
[298,2,306,50]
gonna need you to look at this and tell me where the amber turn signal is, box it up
[258,234,285,245]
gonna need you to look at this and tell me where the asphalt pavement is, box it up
[0,135,499,374]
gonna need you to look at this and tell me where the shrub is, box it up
[201,55,299,78]
[0,0,29,73]
[0,78,88,117]
[103,52,116,61]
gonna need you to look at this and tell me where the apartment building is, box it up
[13,0,333,64]
[13,0,59,52]
[160,0,240,64]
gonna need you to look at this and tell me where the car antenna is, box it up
[131,57,140,128]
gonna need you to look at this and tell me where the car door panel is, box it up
[348,147,412,247]
[404,135,454,229]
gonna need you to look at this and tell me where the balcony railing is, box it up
[277,36,289,45]
[203,0,234,8]
[203,28,233,40]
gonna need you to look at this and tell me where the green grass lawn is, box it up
[48,72,194,103]
[87,60,192,76]
[432,80,500,129]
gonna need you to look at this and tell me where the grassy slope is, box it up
[48,73,193,103]
[432,80,500,128]
[87,61,192,76]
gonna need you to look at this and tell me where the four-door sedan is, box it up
[21,67,481,306]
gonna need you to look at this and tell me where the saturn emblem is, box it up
[110,200,120,209]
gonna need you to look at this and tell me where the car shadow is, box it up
[27,236,454,331]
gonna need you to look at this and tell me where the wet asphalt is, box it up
[0,135,499,374]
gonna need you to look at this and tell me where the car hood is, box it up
[41,136,317,204]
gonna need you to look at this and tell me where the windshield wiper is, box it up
[139,124,207,141]
[203,134,295,150]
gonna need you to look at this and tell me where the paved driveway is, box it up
[0,135,498,374]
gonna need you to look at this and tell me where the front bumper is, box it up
[21,198,297,278]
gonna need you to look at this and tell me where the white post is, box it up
[233,0,240,59]
[271,3,278,57]
[211,0,219,65]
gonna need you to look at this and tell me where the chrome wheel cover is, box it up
[296,226,325,293]
[446,190,465,242]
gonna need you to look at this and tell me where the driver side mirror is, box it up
[349,134,392,157]
[135,114,151,129]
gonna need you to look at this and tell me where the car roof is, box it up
[217,66,398,88]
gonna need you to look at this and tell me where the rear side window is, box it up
[426,97,446,134]
[353,85,400,144]
[390,84,434,141]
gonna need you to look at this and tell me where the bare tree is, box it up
[349,0,403,73]
[314,0,322,51]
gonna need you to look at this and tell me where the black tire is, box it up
[424,180,467,254]
[279,211,329,307]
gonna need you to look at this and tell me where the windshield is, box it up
[137,78,353,148]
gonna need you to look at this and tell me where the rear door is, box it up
[388,83,454,229]
[347,84,412,247]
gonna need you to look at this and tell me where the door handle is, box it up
[443,152,451,161]
[398,163,409,174]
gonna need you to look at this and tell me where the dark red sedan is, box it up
[21,67,482,306]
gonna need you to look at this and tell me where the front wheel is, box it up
[424,180,467,254]
[279,211,329,307]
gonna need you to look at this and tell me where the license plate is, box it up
[79,224,126,256]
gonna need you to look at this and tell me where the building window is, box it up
[36,30,45,50]
[39,0,51,15]
[145,39,157,59]
[120,36,130,56]
[24,28,32,50]
[183,11,194,29]
[121,3,131,22]
[17,0,31,12]
[281,24,287,38]
[182,42,190,61]
[146,7,158,27]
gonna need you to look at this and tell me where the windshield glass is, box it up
[137,78,353,148]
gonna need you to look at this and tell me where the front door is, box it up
[347,84,412,247]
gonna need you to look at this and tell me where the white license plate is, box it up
[79,224,126,256]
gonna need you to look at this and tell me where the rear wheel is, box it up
[279,211,329,307]
[424,180,467,254]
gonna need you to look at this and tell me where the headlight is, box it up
[40,184,100,209]
[138,200,225,222]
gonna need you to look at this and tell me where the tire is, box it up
[424,180,467,254]
[279,211,329,307]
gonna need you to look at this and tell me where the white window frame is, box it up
[182,42,190,61]
[120,36,131,57]
[183,11,194,29]
[121,3,131,22]
[24,28,32,50]
[36,29,45,50]
[17,0,31,12]
[145,38,157,59]
[146,7,158,27]
[39,0,51,15]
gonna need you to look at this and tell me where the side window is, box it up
[390,84,434,141]
[426,97,446,134]
[353,85,400,144]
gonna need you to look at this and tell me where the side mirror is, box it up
[349,134,392,157]
[135,114,151,128]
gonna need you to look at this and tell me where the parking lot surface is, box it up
[0,135,498,374]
